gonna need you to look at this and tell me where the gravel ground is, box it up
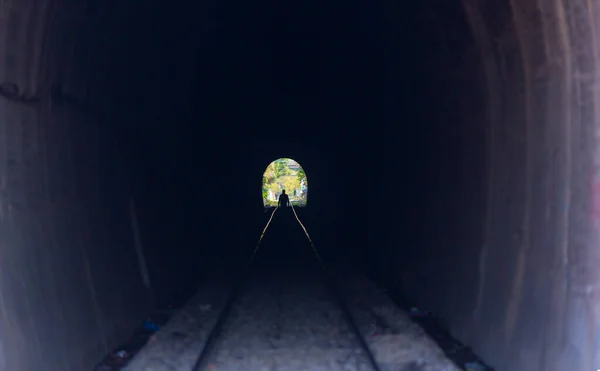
[122,273,235,371]
[332,270,461,371]
[122,218,460,371]
[197,268,374,371]
[123,267,460,371]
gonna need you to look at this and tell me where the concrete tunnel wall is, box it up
[1,1,600,371]
[0,103,151,371]
[0,3,157,370]
[369,1,600,371]
[0,5,374,362]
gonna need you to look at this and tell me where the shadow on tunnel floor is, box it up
[92,292,196,370]
[93,269,495,371]
[363,266,494,371]
[93,209,493,371]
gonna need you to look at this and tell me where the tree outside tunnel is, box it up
[262,158,308,207]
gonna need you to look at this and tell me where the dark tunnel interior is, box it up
[1,0,599,370]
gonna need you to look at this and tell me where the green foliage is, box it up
[274,160,290,178]
[263,164,276,184]
[262,158,308,206]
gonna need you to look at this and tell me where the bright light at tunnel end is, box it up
[262,158,308,208]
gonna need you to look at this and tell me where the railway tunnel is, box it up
[0,0,599,370]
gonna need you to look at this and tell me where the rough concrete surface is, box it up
[0,97,151,371]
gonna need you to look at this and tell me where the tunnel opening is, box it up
[262,158,308,208]
[0,0,599,370]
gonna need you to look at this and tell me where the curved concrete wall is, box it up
[370,1,600,370]
[0,1,599,371]
[0,3,151,370]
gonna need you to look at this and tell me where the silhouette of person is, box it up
[278,189,290,208]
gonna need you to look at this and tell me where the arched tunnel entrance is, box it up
[262,158,308,208]
[0,1,598,370]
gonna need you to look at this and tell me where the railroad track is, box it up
[189,205,382,371]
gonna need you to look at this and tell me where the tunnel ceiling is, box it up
[34,0,475,134]
[0,0,482,148]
